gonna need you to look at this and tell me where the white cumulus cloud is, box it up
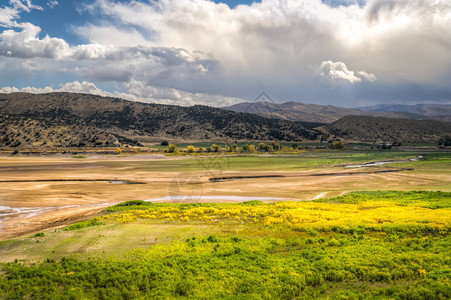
[358,71,377,82]
[0,80,245,107]
[0,22,70,59]
[320,61,376,83]
[58,81,112,96]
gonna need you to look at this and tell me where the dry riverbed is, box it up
[0,153,449,240]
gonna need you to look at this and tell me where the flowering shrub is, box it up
[102,191,450,234]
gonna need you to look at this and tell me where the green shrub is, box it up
[107,200,154,211]
[308,229,319,237]
[241,200,263,206]
[206,235,218,243]
[116,200,151,207]
[175,280,194,296]
[64,219,103,231]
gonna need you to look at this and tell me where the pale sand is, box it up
[1,155,449,240]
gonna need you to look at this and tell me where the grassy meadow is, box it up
[82,150,441,172]
[0,191,450,299]
[0,150,450,299]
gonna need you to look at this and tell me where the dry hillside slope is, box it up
[325,116,451,143]
[0,114,140,148]
[0,93,322,142]
[223,101,451,123]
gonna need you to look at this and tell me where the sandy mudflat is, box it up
[0,154,449,240]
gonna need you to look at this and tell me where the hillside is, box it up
[0,114,140,148]
[223,101,362,123]
[223,101,451,123]
[0,93,322,143]
[361,103,451,115]
[325,116,451,143]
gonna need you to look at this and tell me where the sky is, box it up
[0,0,450,107]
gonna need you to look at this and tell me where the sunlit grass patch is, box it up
[101,192,451,235]
[63,218,104,231]
[316,191,451,209]
[1,232,449,299]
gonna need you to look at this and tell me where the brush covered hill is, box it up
[0,93,323,143]
[224,101,375,123]
[325,115,451,143]
[361,103,451,115]
[0,114,140,148]
[223,101,451,123]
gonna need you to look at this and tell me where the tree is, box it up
[186,145,196,153]
[271,142,281,151]
[258,143,267,152]
[161,140,169,146]
[115,148,122,154]
[167,144,178,153]
[211,144,222,153]
[329,141,344,150]
[248,144,256,152]
[439,135,451,147]
[281,146,290,152]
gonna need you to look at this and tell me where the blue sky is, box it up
[18,1,87,45]
[215,1,261,7]
[1,0,450,107]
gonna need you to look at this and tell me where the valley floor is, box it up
[0,151,449,240]
[0,150,450,299]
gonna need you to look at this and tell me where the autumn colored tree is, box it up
[167,144,178,153]
[186,145,196,153]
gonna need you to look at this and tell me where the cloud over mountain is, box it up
[0,0,450,106]
[0,80,246,107]
[319,61,376,83]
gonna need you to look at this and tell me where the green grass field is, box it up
[111,151,429,173]
[0,191,450,299]
[0,150,450,299]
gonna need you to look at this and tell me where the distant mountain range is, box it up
[223,101,451,123]
[0,92,449,147]
[360,104,451,120]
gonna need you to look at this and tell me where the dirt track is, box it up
[209,167,413,182]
